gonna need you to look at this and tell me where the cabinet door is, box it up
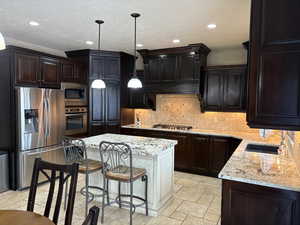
[91,87,106,122]
[40,57,60,88]
[169,134,189,171]
[190,135,210,174]
[210,137,230,176]
[223,67,246,112]
[160,56,177,81]
[103,57,120,81]
[178,54,195,80]
[146,57,161,82]
[204,70,223,111]
[222,180,300,225]
[129,89,147,107]
[74,62,87,84]
[106,82,120,124]
[15,53,39,86]
[61,60,75,82]
[247,0,300,129]
[90,56,104,80]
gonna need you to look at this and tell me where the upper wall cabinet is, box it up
[15,53,39,86]
[203,65,247,112]
[247,0,300,130]
[13,47,61,88]
[61,59,87,83]
[39,57,61,88]
[138,43,210,94]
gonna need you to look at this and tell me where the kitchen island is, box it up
[82,133,177,216]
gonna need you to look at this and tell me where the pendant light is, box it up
[127,13,142,89]
[91,20,106,89]
[0,32,6,50]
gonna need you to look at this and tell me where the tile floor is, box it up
[0,171,222,225]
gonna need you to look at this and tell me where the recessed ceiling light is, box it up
[207,24,217,29]
[85,41,94,45]
[136,44,143,47]
[29,21,39,26]
[173,39,180,44]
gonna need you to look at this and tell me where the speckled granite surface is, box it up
[82,133,177,156]
[219,140,300,192]
[122,125,300,192]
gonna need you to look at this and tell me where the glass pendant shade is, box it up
[91,79,106,89]
[0,32,6,50]
[127,76,142,88]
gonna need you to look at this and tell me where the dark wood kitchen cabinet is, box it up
[121,127,241,177]
[65,49,134,135]
[39,57,60,88]
[203,65,246,112]
[210,137,230,176]
[128,70,156,110]
[90,81,120,135]
[222,180,300,225]
[138,44,210,94]
[15,53,39,85]
[61,60,87,83]
[247,0,300,130]
[14,48,61,88]
[190,135,210,174]
[90,55,120,81]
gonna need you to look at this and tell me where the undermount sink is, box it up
[245,144,278,155]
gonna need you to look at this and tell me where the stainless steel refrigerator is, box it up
[16,87,66,189]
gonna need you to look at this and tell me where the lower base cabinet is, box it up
[121,128,241,177]
[90,123,120,136]
[222,180,300,225]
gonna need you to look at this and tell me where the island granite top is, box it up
[82,133,177,156]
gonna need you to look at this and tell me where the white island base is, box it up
[83,134,177,216]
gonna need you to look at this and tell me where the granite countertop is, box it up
[122,124,300,192]
[219,140,300,192]
[82,133,177,156]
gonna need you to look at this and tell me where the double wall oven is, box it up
[62,83,88,136]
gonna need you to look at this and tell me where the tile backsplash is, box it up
[135,94,259,133]
[286,131,300,174]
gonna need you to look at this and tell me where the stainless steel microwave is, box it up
[61,82,88,106]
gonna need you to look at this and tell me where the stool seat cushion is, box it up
[78,159,103,173]
[106,165,146,182]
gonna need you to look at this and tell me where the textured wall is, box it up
[286,131,300,174]
[135,94,258,133]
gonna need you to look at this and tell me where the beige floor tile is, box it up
[0,172,222,225]
[204,211,220,223]
[169,210,187,221]
[160,197,183,217]
[176,201,208,218]
[147,215,182,225]
[175,178,200,187]
[175,187,205,202]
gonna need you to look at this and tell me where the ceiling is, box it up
[0,0,251,55]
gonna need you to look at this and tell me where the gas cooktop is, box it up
[153,124,192,131]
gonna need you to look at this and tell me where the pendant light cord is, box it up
[133,16,137,77]
[98,23,101,50]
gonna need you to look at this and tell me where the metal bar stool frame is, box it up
[99,141,148,225]
[63,137,109,217]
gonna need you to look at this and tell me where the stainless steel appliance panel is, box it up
[0,152,9,192]
[65,107,88,135]
[16,87,65,151]
[61,82,88,106]
[45,89,65,146]
[18,146,65,189]
[16,87,46,151]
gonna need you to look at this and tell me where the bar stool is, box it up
[99,141,148,225]
[63,137,109,217]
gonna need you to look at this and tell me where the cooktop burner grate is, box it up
[153,124,192,130]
